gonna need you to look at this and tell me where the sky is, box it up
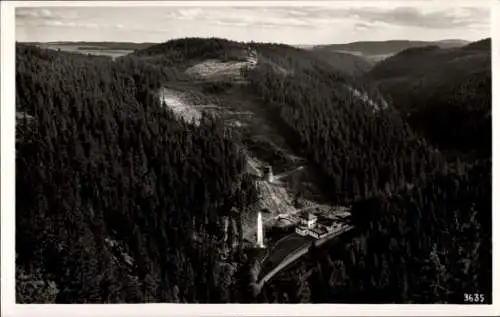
[15,5,491,45]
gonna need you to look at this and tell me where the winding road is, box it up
[256,224,352,291]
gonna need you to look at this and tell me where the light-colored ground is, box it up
[241,155,343,243]
[159,88,220,125]
[184,46,259,81]
[241,154,299,242]
[156,88,306,240]
[157,86,349,245]
[185,59,250,81]
[157,54,350,248]
[157,87,341,242]
[346,85,389,111]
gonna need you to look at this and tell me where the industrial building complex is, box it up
[295,211,343,239]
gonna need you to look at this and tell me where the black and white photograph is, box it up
[2,0,498,314]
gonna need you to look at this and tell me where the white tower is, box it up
[263,166,274,183]
[256,211,265,248]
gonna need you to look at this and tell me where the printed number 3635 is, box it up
[464,293,485,303]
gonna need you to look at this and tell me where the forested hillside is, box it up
[308,49,374,77]
[33,41,156,51]
[16,37,491,304]
[261,160,491,303]
[314,39,469,62]
[367,38,491,157]
[131,37,375,79]
[245,43,443,204]
[16,44,258,303]
[239,41,491,303]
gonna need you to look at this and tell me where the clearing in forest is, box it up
[159,59,347,246]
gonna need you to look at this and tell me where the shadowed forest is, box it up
[15,37,491,304]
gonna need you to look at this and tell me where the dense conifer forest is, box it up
[16,44,259,303]
[367,39,491,158]
[15,37,491,304]
[241,39,491,304]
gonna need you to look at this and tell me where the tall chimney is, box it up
[257,211,265,248]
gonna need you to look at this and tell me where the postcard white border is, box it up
[2,1,499,316]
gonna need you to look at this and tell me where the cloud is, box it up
[43,21,100,29]
[161,7,325,29]
[16,7,79,21]
[345,7,489,29]
[157,6,489,31]
[265,6,489,29]
[16,8,125,30]
[16,8,53,19]
[16,6,490,43]
[354,21,371,30]
[17,6,490,32]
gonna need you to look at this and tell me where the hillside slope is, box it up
[15,44,259,303]
[16,37,491,304]
[138,38,490,304]
[133,37,431,204]
[308,49,374,77]
[314,39,469,62]
[367,38,491,157]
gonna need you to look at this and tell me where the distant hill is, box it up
[463,38,491,50]
[438,39,472,47]
[129,37,378,79]
[367,38,491,157]
[20,41,157,59]
[292,44,315,50]
[313,39,469,63]
[309,49,374,77]
[25,41,157,51]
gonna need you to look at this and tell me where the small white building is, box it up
[295,225,309,236]
[298,212,317,229]
[308,226,329,239]
[263,166,274,183]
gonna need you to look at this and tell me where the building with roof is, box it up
[295,225,309,236]
[298,211,317,229]
[308,226,329,239]
[293,212,344,239]
[317,217,337,232]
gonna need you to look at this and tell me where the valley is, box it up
[156,51,349,249]
[14,35,492,305]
